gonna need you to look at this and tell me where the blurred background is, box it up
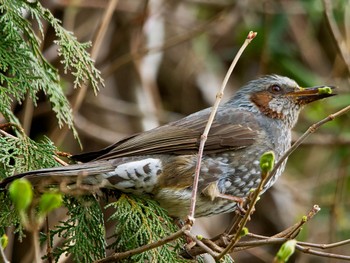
[13,0,350,262]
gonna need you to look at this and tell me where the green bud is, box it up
[38,192,63,215]
[9,179,33,212]
[301,216,307,222]
[240,227,249,237]
[275,239,297,262]
[196,235,203,240]
[260,151,275,174]
[1,234,8,249]
[318,86,332,95]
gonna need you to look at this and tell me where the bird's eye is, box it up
[269,84,282,93]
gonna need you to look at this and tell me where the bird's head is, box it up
[229,75,335,128]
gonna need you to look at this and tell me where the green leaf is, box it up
[275,239,297,263]
[260,151,275,174]
[317,86,332,95]
[38,192,63,216]
[9,179,33,212]
[1,234,8,248]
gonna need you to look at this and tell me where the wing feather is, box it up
[73,109,259,162]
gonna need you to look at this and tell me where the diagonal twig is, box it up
[323,0,350,74]
[264,104,350,189]
[187,31,257,223]
[94,225,189,263]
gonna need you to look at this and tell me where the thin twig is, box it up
[0,123,68,167]
[22,93,34,135]
[183,230,220,258]
[295,244,350,261]
[0,129,17,140]
[297,239,350,249]
[183,233,350,258]
[272,205,321,239]
[217,161,267,260]
[94,226,188,263]
[187,31,257,222]
[183,205,321,257]
[323,0,350,74]
[46,215,53,263]
[72,0,118,111]
[265,105,350,189]
[0,245,9,263]
[32,230,41,263]
[52,156,68,166]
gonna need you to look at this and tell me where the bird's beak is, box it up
[286,86,336,105]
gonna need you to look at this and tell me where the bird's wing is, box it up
[73,109,259,162]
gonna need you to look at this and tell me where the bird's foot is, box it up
[215,193,247,214]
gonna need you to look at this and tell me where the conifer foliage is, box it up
[0,1,183,262]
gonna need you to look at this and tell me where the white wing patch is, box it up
[104,158,162,194]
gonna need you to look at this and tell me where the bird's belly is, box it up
[154,189,238,218]
[154,147,287,218]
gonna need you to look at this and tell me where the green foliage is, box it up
[0,234,8,249]
[9,178,33,212]
[275,240,297,263]
[38,192,63,216]
[47,196,106,262]
[0,192,24,240]
[220,255,235,263]
[259,151,275,174]
[0,1,192,263]
[0,133,58,179]
[0,0,103,137]
[317,86,333,95]
[106,194,185,263]
[31,1,104,93]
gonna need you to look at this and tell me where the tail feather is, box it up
[0,161,116,190]
[0,157,163,195]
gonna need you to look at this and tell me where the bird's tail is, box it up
[0,157,163,195]
[0,161,117,192]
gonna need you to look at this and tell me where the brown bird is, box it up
[0,75,335,218]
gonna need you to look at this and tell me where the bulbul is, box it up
[0,75,335,218]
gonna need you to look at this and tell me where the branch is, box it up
[181,205,320,257]
[187,31,257,222]
[94,226,188,263]
[264,104,350,189]
[295,244,350,261]
[0,123,68,167]
[323,0,350,74]
[298,239,350,249]
[0,244,10,263]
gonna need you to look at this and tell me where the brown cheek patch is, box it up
[250,91,283,119]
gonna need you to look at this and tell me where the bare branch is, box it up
[265,104,350,189]
[94,226,188,263]
[187,31,257,222]
[323,0,350,74]
[295,244,350,261]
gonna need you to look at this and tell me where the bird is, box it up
[0,75,335,218]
